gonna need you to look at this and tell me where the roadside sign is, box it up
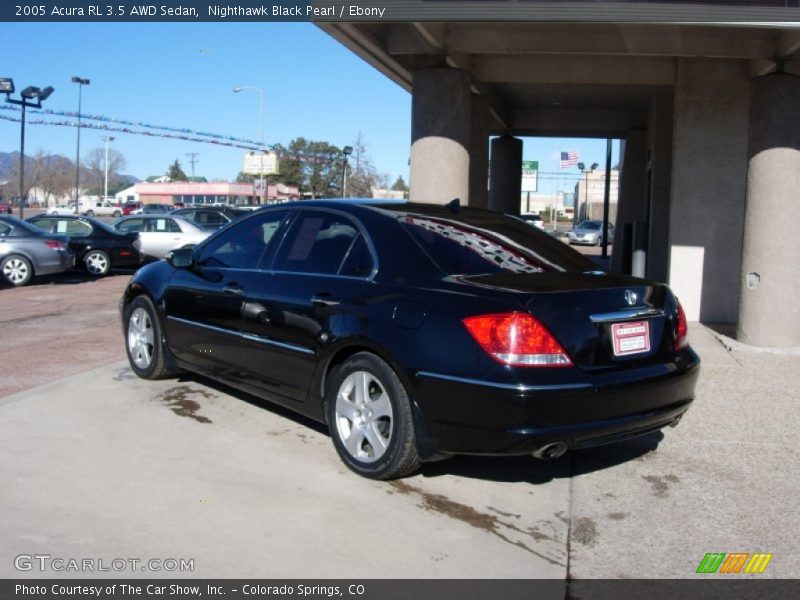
[243,151,279,176]
[521,160,539,192]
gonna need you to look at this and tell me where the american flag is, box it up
[559,151,580,169]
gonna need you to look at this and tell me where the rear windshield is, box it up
[389,207,595,275]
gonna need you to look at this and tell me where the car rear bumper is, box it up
[412,351,699,455]
[36,251,75,275]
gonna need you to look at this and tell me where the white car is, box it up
[79,201,122,217]
[110,215,211,259]
[47,205,77,216]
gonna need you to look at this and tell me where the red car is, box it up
[0,201,13,214]
[121,202,142,216]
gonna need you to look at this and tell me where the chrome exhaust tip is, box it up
[532,442,568,460]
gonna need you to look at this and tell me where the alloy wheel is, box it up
[85,251,109,275]
[127,307,155,369]
[334,370,394,463]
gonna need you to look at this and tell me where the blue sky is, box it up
[1,22,618,195]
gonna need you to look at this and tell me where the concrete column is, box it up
[611,128,647,275]
[488,135,523,215]
[410,68,471,205]
[468,95,490,208]
[668,58,749,322]
[737,73,800,346]
[646,91,674,284]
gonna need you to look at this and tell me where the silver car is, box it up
[110,215,211,259]
[568,220,615,246]
[0,215,75,286]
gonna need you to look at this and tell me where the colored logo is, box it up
[696,552,773,574]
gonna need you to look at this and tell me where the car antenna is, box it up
[447,198,461,214]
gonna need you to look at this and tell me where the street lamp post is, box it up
[1,78,54,219]
[100,136,115,201]
[342,146,353,197]
[71,76,90,211]
[233,86,265,204]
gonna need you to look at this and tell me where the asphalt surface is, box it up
[0,272,797,581]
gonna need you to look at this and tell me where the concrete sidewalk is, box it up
[0,324,797,580]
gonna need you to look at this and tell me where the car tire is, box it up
[124,295,176,380]
[1,254,33,286]
[86,210,94,216]
[326,352,421,480]
[84,250,111,276]
[113,210,121,217]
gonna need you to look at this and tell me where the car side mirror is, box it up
[167,247,195,269]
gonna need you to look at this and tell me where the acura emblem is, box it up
[625,290,638,306]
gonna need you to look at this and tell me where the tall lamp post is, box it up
[1,78,54,219]
[71,76,90,210]
[577,161,598,221]
[100,136,115,201]
[233,86,265,204]
[342,146,353,197]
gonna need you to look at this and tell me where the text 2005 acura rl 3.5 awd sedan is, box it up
[120,200,699,479]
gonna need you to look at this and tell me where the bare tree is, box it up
[83,147,127,196]
[33,152,74,207]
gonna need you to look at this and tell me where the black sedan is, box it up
[28,215,144,276]
[119,200,699,479]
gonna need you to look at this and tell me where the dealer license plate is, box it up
[611,320,651,356]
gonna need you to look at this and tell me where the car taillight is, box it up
[462,312,572,367]
[44,240,65,251]
[674,300,688,350]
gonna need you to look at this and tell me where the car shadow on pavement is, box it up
[419,432,664,484]
[177,371,665,483]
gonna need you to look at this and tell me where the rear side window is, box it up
[398,211,595,275]
[339,234,374,277]
[273,212,360,276]
[0,223,10,236]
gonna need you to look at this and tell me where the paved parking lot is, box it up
[0,271,798,580]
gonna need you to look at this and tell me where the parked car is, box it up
[133,203,172,215]
[568,220,615,246]
[0,215,74,286]
[47,204,77,216]
[27,215,144,276]
[110,215,211,258]
[520,213,545,230]
[0,201,12,214]
[170,207,249,230]
[120,200,699,479]
[78,200,122,217]
[121,202,142,216]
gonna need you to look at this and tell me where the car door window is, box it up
[117,218,144,233]
[29,218,55,233]
[198,210,289,270]
[55,220,92,237]
[273,212,359,275]
[145,218,180,233]
[0,223,10,236]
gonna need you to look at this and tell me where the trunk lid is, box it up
[456,272,678,371]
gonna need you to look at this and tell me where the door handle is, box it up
[311,294,340,307]
[223,284,244,295]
